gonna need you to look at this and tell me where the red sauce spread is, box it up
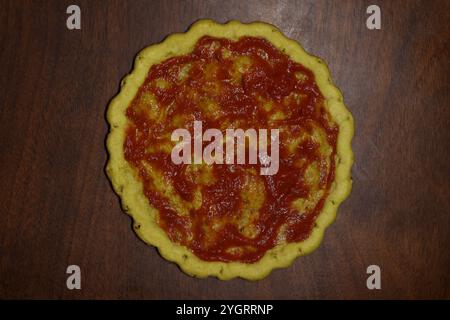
[124,36,338,263]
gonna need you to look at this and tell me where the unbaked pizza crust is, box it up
[106,19,354,280]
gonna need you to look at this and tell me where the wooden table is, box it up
[1,0,449,299]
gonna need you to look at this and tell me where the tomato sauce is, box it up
[124,36,338,263]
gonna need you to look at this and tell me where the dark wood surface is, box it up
[1,0,449,299]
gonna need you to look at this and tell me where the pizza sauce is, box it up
[124,36,338,263]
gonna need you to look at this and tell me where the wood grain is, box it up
[0,0,449,299]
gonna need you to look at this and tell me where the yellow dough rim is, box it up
[106,19,354,280]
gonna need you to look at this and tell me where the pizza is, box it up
[106,20,354,280]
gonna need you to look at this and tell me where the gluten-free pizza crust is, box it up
[106,20,354,280]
